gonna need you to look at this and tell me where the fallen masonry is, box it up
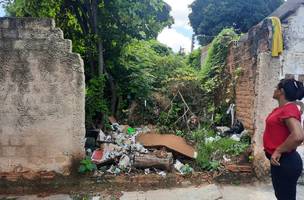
[85,117,196,176]
[82,116,253,179]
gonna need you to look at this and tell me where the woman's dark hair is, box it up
[278,78,304,101]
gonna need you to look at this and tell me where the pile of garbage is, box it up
[214,119,248,142]
[84,117,196,176]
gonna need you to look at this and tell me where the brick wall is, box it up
[227,43,256,132]
[226,20,270,133]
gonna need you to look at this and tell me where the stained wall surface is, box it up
[0,18,85,177]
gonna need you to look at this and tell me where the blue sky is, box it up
[0,1,195,52]
[0,3,4,17]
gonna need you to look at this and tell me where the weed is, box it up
[78,156,97,174]
[196,131,250,170]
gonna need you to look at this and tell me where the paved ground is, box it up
[1,183,304,200]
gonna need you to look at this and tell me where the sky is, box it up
[157,0,195,53]
[0,1,195,53]
[0,3,4,17]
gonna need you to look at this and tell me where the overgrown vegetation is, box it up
[197,137,249,170]
[4,0,254,172]
[5,0,173,128]
[199,28,239,126]
[85,75,108,128]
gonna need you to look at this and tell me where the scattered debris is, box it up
[107,165,121,175]
[216,120,244,137]
[97,130,106,142]
[223,155,231,162]
[230,134,241,142]
[205,136,221,144]
[127,127,136,135]
[215,126,230,136]
[225,120,244,136]
[226,104,235,127]
[118,154,131,170]
[225,164,252,173]
[144,168,151,175]
[91,143,123,164]
[157,171,167,177]
[83,116,250,178]
[108,116,118,124]
[174,160,193,175]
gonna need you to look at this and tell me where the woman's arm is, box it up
[271,118,304,166]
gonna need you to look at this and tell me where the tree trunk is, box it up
[91,0,104,75]
[105,70,118,115]
[91,0,116,115]
[97,40,105,75]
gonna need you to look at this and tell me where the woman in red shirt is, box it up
[263,78,304,200]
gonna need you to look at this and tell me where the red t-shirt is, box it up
[263,103,301,154]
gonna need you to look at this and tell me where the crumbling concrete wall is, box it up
[254,5,304,178]
[200,44,210,66]
[0,18,85,179]
[227,3,304,178]
[281,6,304,76]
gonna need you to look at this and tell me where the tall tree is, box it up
[189,0,284,45]
[6,0,173,114]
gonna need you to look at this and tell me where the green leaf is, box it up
[78,165,87,173]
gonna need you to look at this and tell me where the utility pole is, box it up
[191,34,195,52]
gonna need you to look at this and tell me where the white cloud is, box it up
[0,3,5,17]
[164,0,194,29]
[158,0,197,53]
[157,27,192,53]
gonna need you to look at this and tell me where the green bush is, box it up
[186,48,202,70]
[85,75,109,128]
[157,103,182,133]
[191,127,215,142]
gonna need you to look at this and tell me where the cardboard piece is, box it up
[136,134,197,159]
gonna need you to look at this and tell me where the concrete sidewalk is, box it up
[119,182,304,200]
[1,183,304,200]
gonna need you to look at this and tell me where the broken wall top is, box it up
[269,0,304,20]
[0,17,85,176]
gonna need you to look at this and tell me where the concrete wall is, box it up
[253,53,281,177]
[200,44,210,66]
[0,18,85,179]
[282,6,304,76]
[227,5,304,178]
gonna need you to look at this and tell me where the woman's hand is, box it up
[271,150,281,166]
